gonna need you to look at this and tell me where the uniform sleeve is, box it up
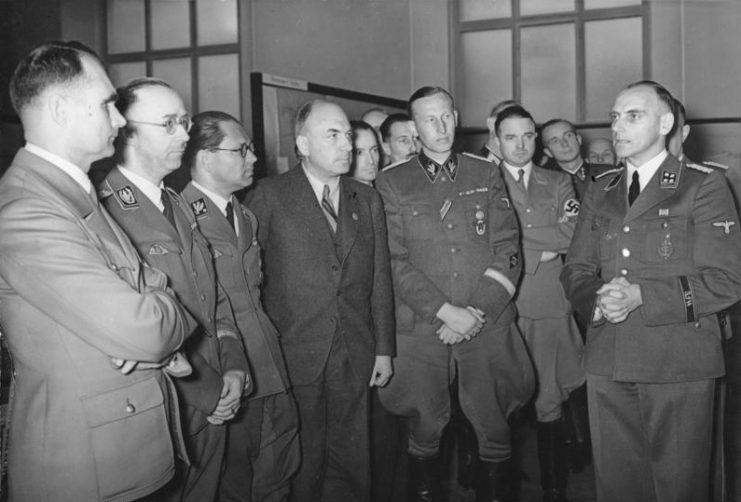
[639,171,741,324]
[560,179,606,326]
[215,282,251,377]
[0,197,188,362]
[375,172,449,323]
[524,174,578,254]
[467,167,522,321]
[368,189,396,357]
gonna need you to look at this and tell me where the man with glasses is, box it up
[181,111,299,502]
[100,78,250,502]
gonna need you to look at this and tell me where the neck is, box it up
[422,148,452,165]
[557,157,583,173]
[485,139,499,156]
[121,159,164,187]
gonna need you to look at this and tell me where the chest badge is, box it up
[658,232,674,259]
[474,205,486,236]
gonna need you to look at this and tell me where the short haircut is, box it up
[541,118,575,136]
[626,80,677,138]
[9,40,101,114]
[488,99,519,119]
[673,97,686,123]
[494,105,535,136]
[361,107,387,120]
[408,86,454,117]
[183,110,241,172]
[379,113,412,141]
[351,120,380,145]
[115,77,173,118]
[294,99,322,137]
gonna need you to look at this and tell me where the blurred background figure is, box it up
[586,137,617,166]
[380,113,417,167]
[350,120,381,186]
[361,107,390,133]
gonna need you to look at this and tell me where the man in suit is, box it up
[561,80,741,502]
[100,78,249,502]
[0,41,191,501]
[541,118,605,201]
[375,87,534,502]
[181,111,299,502]
[495,105,585,502]
[246,99,395,502]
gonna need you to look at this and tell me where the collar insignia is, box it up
[116,186,138,209]
[190,198,208,218]
[660,170,677,188]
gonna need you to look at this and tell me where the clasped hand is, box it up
[595,276,643,324]
[436,303,486,345]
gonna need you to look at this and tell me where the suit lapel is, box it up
[625,156,680,222]
[338,179,359,263]
[289,167,340,260]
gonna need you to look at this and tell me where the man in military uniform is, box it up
[495,105,585,502]
[100,78,249,502]
[561,80,741,502]
[181,111,299,502]
[541,118,607,201]
[376,87,534,502]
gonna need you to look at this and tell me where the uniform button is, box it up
[695,322,701,328]
[109,264,118,271]
[526,224,532,228]
[447,223,454,229]
[126,400,136,414]
[622,226,630,233]
[620,269,628,276]
[453,272,460,278]
[412,210,419,216]
[450,247,457,253]
[525,208,532,213]
[192,271,198,278]
[200,294,206,301]
[622,248,630,257]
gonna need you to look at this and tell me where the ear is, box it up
[296,135,309,157]
[382,141,391,157]
[195,149,210,171]
[544,146,554,159]
[47,93,70,127]
[453,110,459,127]
[659,111,674,136]
[494,135,502,153]
[681,124,691,143]
[576,133,582,146]
[409,121,419,140]
[486,117,496,134]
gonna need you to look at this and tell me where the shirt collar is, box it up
[560,158,585,176]
[418,151,458,183]
[117,165,165,210]
[25,142,92,194]
[502,161,533,186]
[192,180,231,215]
[626,150,668,192]
[302,163,340,209]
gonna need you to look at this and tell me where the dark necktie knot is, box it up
[321,184,338,232]
[225,200,235,232]
[161,189,176,228]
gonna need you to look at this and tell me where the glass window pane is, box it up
[459,0,511,21]
[108,62,147,87]
[520,0,574,16]
[107,0,145,54]
[521,23,576,122]
[151,0,191,50]
[585,0,641,9]
[459,30,512,127]
[585,17,642,122]
[196,0,238,45]
[198,54,240,115]
[152,58,193,111]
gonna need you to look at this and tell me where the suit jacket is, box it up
[182,183,290,398]
[0,149,189,501]
[100,167,248,435]
[245,165,395,386]
[561,154,741,382]
[501,165,578,319]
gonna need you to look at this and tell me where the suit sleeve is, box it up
[560,179,607,326]
[467,167,522,321]
[639,171,741,324]
[0,197,187,362]
[375,173,449,323]
[369,189,396,357]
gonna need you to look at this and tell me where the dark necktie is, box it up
[517,169,526,189]
[161,189,176,228]
[225,200,235,232]
[321,184,338,233]
[628,170,640,206]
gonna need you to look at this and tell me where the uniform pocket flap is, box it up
[82,377,164,428]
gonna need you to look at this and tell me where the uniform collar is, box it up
[25,142,93,194]
[117,165,166,210]
[191,180,231,215]
[626,150,668,192]
[418,151,458,183]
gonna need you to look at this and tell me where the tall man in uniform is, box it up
[541,118,604,201]
[495,106,585,502]
[0,41,190,501]
[561,80,741,502]
[246,99,395,502]
[181,111,299,502]
[376,87,534,502]
[101,78,249,502]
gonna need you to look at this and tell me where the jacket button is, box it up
[620,269,628,276]
[126,400,136,414]
[622,225,630,233]
[622,248,630,257]
[447,223,454,229]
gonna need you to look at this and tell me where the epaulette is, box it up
[703,160,728,170]
[593,167,624,180]
[461,152,490,162]
[686,162,713,174]
[381,159,407,172]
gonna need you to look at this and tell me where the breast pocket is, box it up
[593,215,617,261]
[640,216,689,263]
[401,203,437,241]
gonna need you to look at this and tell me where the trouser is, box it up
[289,335,370,502]
[587,373,715,502]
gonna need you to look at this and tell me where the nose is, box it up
[111,105,126,129]
[175,122,190,141]
[611,117,623,134]
[245,149,257,165]
[436,119,446,135]
[516,136,525,149]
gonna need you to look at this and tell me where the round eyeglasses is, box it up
[209,142,255,158]
[127,115,193,135]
